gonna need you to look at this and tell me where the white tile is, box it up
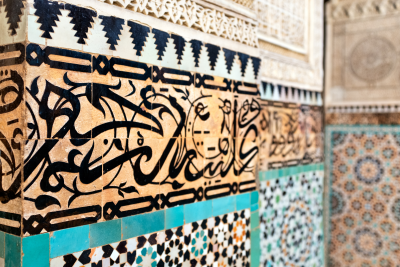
[47,9,82,50]
[84,16,111,55]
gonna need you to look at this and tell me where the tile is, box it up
[5,234,21,267]
[327,126,400,267]
[165,206,184,229]
[250,191,259,205]
[90,219,121,248]
[0,232,3,258]
[259,168,324,266]
[22,233,49,267]
[52,209,251,267]
[50,225,89,258]
[23,139,103,236]
[184,200,212,224]
[122,210,165,240]
[236,193,250,211]
[250,228,260,267]
[250,211,259,229]
[212,195,236,217]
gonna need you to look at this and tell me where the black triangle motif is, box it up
[152,29,170,60]
[99,15,124,50]
[127,21,150,56]
[3,0,25,36]
[189,40,202,67]
[205,43,220,71]
[251,57,261,79]
[34,0,63,39]
[238,53,249,77]
[223,48,235,74]
[171,34,186,64]
[65,4,97,44]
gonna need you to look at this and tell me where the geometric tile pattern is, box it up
[26,0,261,83]
[260,82,323,106]
[259,166,324,267]
[327,126,400,267]
[50,209,250,267]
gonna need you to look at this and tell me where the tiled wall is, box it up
[259,164,325,266]
[0,0,325,266]
[326,125,400,266]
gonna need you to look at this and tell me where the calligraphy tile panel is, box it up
[327,126,400,267]
[18,40,260,236]
[258,100,324,171]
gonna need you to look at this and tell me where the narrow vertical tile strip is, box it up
[5,234,21,267]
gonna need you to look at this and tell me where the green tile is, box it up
[50,225,89,258]
[23,233,49,267]
[5,234,21,267]
[251,212,259,229]
[184,200,212,224]
[213,195,236,217]
[90,219,121,248]
[236,193,250,211]
[0,231,4,258]
[122,210,165,240]
[165,206,184,229]
[250,228,260,267]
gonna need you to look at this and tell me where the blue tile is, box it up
[5,234,21,267]
[236,193,250,211]
[165,206,184,229]
[250,211,259,229]
[23,233,49,267]
[212,195,236,217]
[184,200,213,224]
[0,231,4,258]
[90,219,121,248]
[250,191,259,205]
[122,210,165,240]
[50,225,89,258]
[251,203,259,212]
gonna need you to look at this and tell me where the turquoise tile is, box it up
[90,219,121,248]
[122,210,165,240]
[251,211,259,229]
[50,225,89,258]
[251,203,259,212]
[250,191,259,205]
[23,233,49,267]
[212,195,236,217]
[236,193,250,211]
[0,231,4,258]
[5,234,21,267]
[165,206,184,229]
[250,228,260,267]
[184,200,212,224]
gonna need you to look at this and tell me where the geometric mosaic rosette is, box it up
[50,209,250,267]
[328,127,400,267]
[259,169,324,267]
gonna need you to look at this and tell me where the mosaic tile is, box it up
[259,167,324,267]
[50,209,250,267]
[327,126,400,267]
